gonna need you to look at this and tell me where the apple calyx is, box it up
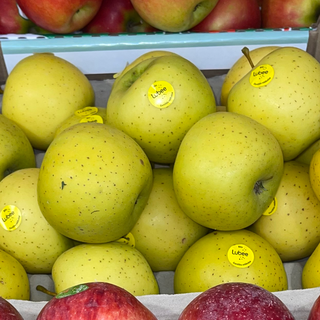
[242,47,255,69]
[254,176,273,195]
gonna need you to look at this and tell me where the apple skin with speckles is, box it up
[106,52,216,164]
[174,229,287,294]
[0,168,74,274]
[37,122,153,244]
[0,296,24,320]
[0,249,30,300]
[2,53,95,150]
[36,282,158,320]
[178,282,295,320]
[249,160,320,262]
[130,167,209,272]
[227,46,320,161]
[0,115,36,181]
[220,46,279,106]
[51,242,159,296]
[54,106,107,138]
[173,112,284,231]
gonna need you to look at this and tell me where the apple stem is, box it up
[241,47,255,69]
[36,285,56,297]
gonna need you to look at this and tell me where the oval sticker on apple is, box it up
[75,106,99,117]
[80,115,104,124]
[250,64,274,87]
[227,244,254,268]
[262,197,278,216]
[0,205,22,231]
[116,232,135,247]
[148,81,175,109]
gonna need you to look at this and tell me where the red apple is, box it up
[82,0,158,34]
[0,297,24,320]
[15,0,103,34]
[130,0,219,32]
[261,0,320,28]
[308,294,320,320]
[178,282,295,320]
[191,0,262,31]
[0,0,33,34]
[36,282,158,320]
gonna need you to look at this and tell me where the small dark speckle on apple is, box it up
[140,159,144,165]
[61,181,67,190]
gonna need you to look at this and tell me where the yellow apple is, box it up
[174,229,288,293]
[249,161,320,262]
[0,114,36,180]
[302,242,320,289]
[54,106,107,138]
[2,53,95,150]
[295,138,320,166]
[309,148,320,201]
[52,242,159,296]
[0,249,30,300]
[106,52,216,164]
[173,112,284,231]
[227,47,320,161]
[130,167,209,271]
[37,122,153,243]
[220,46,280,106]
[0,168,74,273]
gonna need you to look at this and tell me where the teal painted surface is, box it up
[0,29,310,54]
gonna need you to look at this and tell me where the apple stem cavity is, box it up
[36,285,56,297]
[242,47,255,69]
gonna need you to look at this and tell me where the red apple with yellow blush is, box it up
[191,0,261,32]
[16,0,103,33]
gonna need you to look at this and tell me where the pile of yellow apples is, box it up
[1,45,320,301]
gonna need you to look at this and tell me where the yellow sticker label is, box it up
[263,197,278,216]
[227,244,254,268]
[0,205,22,231]
[148,81,175,109]
[75,107,99,117]
[116,232,135,247]
[250,64,274,87]
[79,115,104,124]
